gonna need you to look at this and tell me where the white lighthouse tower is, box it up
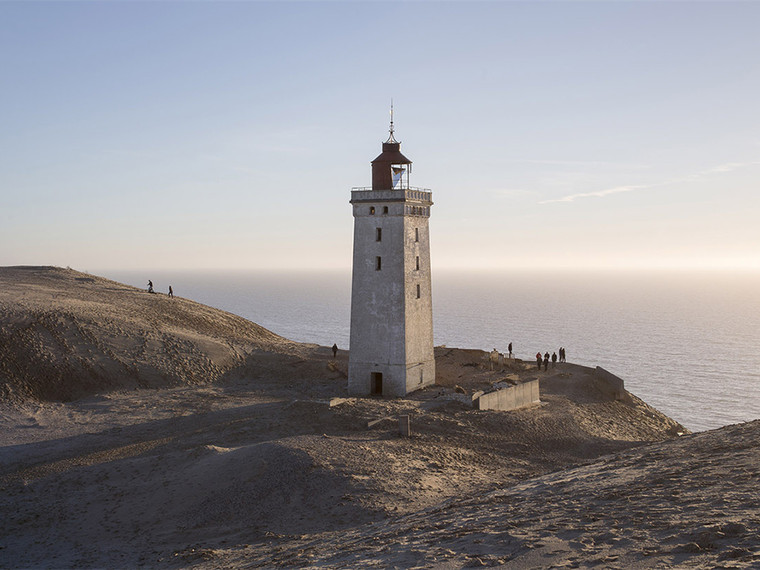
[348,111,435,397]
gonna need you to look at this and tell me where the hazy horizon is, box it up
[75,265,760,275]
[94,266,760,433]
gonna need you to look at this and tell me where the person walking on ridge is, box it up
[536,352,542,370]
[147,280,154,294]
[508,342,513,359]
[543,352,550,371]
[168,285,173,298]
[332,343,338,358]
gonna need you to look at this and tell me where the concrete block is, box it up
[595,367,630,402]
[474,379,541,412]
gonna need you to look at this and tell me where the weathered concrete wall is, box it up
[474,379,540,411]
[402,214,435,393]
[348,205,407,396]
[348,187,435,397]
[594,367,630,402]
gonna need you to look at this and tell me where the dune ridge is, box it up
[0,266,298,402]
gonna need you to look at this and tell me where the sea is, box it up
[104,269,760,433]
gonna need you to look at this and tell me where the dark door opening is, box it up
[370,372,383,395]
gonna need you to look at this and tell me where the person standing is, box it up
[332,343,338,358]
[508,342,513,359]
[552,352,557,368]
[543,352,549,371]
[536,352,542,370]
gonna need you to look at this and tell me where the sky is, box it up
[1,1,759,272]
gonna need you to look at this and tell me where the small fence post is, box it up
[398,415,411,438]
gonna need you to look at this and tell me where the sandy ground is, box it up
[1,266,757,568]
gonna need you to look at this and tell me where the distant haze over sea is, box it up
[103,269,760,433]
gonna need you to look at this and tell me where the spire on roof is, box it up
[386,99,398,144]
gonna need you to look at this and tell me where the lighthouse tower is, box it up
[348,112,435,397]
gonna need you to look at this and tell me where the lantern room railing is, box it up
[351,187,432,203]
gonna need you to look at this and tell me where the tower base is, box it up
[348,359,435,397]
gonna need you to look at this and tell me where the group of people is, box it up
[488,342,569,373]
[535,347,567,370]
[147,280,173,297]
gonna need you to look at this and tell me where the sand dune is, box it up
[0,266,299,402]
[262,420,760,569]
[1,266,756,568]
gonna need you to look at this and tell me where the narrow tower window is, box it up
[415,227,419,242]
[415,256,420,270]
[383,206,389,214]
[376,256,382,271]
[416,284,421,298]
[376,227,382,242]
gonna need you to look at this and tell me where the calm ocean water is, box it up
[104,269,760,433]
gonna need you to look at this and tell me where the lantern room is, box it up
[371,110,412,190]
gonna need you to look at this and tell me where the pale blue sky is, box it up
[1,1,758,271]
